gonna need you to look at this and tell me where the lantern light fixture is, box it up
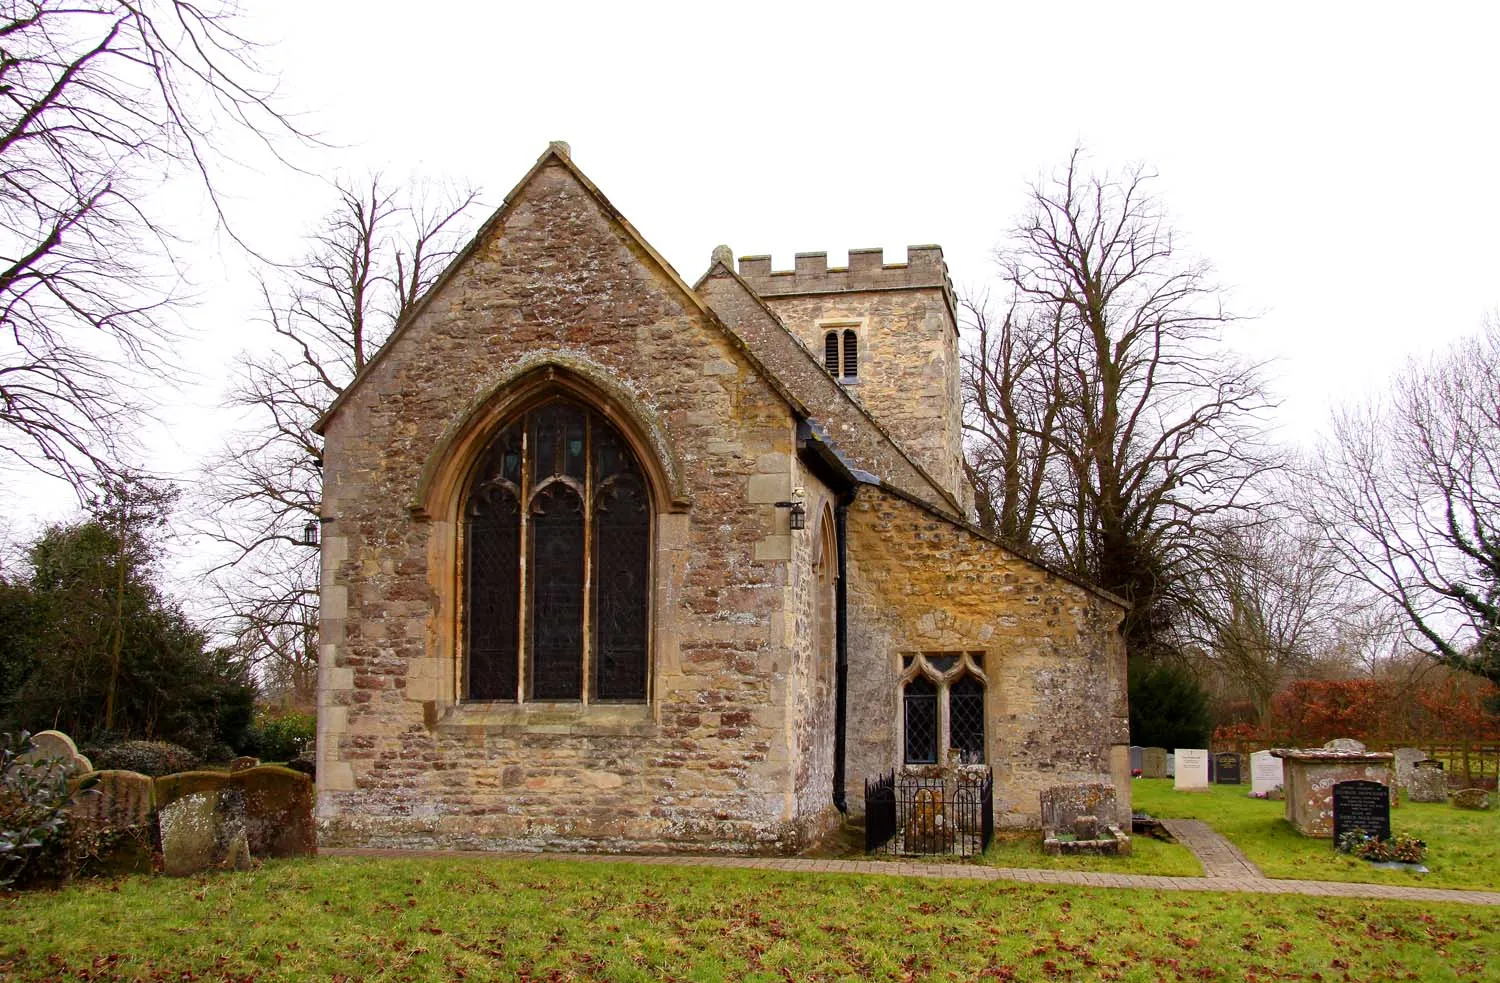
[301,519,320,548]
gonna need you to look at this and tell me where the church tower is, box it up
[735,247,969,513]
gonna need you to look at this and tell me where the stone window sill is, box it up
[433,700,657,737]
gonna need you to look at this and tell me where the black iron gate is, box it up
[864,769,993,857]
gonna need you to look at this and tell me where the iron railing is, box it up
[865,768,993,857]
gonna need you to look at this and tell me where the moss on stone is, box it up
[154,770,230,811]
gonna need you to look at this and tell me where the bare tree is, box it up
[202,176,479,703]
[962,149,1278,659]
[1190,516,1347,724]
[1307,319,1500,684]
[0,0,304,489]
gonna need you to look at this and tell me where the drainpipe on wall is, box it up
[832,486,855,814]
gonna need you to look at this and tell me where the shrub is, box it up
[93,740,199,777]
[0,731,82,888]
[244,710,314,763]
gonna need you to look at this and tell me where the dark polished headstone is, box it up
[1214,752,1242,785]
[1333,779,1391,843]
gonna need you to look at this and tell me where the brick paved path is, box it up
[324,847,1500,906]
[1159,819,1264,878]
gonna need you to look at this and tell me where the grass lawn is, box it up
[1132,778,1500,891]
[982,830,1203,877]
[2,856,1497,982]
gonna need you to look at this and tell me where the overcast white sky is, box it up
[7,2,1500,568]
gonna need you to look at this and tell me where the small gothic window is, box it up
[903,676,939,764]
[842,329,858,378]
[463,396,651,703]
[900,652,987,765]
[824,331,840,376]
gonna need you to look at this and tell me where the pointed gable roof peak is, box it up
[315,143,808,434]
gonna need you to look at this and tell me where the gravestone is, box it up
[1408,761,1448,803]
[1141,747,1168,779]
[1250,750,1284,796]
[19,729,93,777]
[159,791,222,876]
[1129,746,1144,773]
[1214,752,1243,785]
[1333,779,1391,843]
[1451,788,1491,810]
[1166,753,1176,778]
[1323,738,1366,753]
[1393,747,1426,790]
[1038,783,1130,856]
[228,765,316,858]
[68,769,154,874]
[1175,749,1209,790]
[1039,783,1118,834]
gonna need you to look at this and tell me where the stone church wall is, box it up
[842,486,1130,828]
[316,155,834,853]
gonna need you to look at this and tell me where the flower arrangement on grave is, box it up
[1336,828,1427,864]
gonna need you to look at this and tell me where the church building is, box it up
[313,143,1129,852]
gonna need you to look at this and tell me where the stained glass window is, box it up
[462,396,651,703]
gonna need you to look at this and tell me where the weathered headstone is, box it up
[1333,779,1391,843]
[1250,750,1284,797]
[1408,761,1448,803]
[1129,746,1144,773]
[1451,788,1491,811]
[159,791,222,876]
[1323,738,1367,753]
[67,769,154,874]
[1141,747,1168,779]
[19,729,93,776]
[227,765,316,859]
[1393,747,1426,790]
[1214,752,1242,785]
[1165,753,1176,778]
[1175,749,1209,790]
[70,769,152,829]
[1038,783,1129,856]
[1039,783,1118,834]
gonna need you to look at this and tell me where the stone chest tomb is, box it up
[313,143,1130,853]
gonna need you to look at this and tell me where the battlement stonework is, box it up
[735,246,969,515]
[736,247,957,326]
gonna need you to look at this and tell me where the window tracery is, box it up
[463,396,651,703]
[899,652,986,764]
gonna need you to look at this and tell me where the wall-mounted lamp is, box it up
[301,519,321,548]
[774,487,808,531]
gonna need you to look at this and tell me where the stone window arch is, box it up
[898,652,987,765]
[462,395,651,703]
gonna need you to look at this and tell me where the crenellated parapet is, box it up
[736,247,956,326]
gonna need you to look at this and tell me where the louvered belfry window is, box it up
[463,397,651,702]
[824,331,840,375]
[823,328,859,380]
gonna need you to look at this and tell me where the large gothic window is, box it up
[463,397,651,702]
